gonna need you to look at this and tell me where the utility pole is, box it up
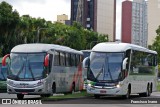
[36,27,54,43]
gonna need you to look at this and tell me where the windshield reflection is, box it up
[89,52,124,82]
[9,53,45,81]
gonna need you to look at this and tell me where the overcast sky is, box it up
[0,0,128,39]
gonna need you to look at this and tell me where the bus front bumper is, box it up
[7,84,48,95]
[87,85,127,96]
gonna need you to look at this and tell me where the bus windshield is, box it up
[8,53,46,81]
[0,64,7,81]
[89,52,124,82]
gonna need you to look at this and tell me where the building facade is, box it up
[71,0,116,42]
[122,0,148,47]
[57,14,68,24]
[148,0,160,45]
[56,14,71,25]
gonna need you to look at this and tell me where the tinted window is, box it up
[60,52,65,66]
[54,51,60,66]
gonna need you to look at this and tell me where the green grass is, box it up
[42,81,160,101]
[43,91,92,100]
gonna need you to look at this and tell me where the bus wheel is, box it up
[40,94,50,98]
[40,94,45,98]
[72,83,75,94]
[139,84,150,97]
[94,94,100,99]
[45,94,51,97]
[52,83,56,94]
[147,84,151,97]
[17,94,24,100]
[150,83,152,94]
[123,86,131,99]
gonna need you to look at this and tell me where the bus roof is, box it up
[11,43,83,54]
[92,42,157,54]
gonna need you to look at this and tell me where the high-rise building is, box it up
[148,0,160,45]
[122,0,148,47]
[71,0,116,42]
[71,0,84,26]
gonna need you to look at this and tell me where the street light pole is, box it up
[36,27,54,43]
[37,28,40,43]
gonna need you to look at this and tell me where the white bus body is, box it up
[2,44,83,99]
[83,42,158,98]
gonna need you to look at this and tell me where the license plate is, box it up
[21,92,28,95]
[100,90,106,93]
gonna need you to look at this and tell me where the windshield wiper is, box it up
[107,68,113,82]
[105,57,114,82]
[28,61,35,81]
[95,64,104,80]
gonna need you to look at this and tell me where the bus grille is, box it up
[15,89,35,92]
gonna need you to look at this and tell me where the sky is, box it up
[0,0,127,40]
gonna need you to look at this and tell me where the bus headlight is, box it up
[7,80,15,86]
[88,83,92,87]
[7,80,13,85]
[116,84,121,88]
[116,82,123,88]
[37,81,44,86]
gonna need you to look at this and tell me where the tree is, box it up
[0,1,109,57]
[149,25,160,77]
[0,1,20,55]
[149,25,160,63]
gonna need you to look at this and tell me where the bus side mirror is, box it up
[82,57,90,69]
[122,58,128,70]
[44,54,49,67]
[2,54,10,66]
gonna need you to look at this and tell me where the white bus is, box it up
[83,42,158,99]
[2,43,83,99]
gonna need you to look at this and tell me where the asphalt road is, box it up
[0,92,160,107]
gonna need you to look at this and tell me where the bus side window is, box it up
[69,53,72,66]
[49,54,53,73]
[54,51,60,66]
[71,54,75,66]
[125,49,131,70]
[147,54,154,66]
[75,54,80,66]
[65,53,70,67]
[154,55,158,66]
[60,52,65,66]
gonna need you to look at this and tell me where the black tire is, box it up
[72,83,75,94]
[123,86,131,99]
[150,83,152,94]
[94,94,100,99]
[40,94,45,98]
[17,94,24,100]
[40,94,50,98]
[147,84,151,97]
[52,83,56,94]
[139,93,145,97]
[139,84,150,97]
